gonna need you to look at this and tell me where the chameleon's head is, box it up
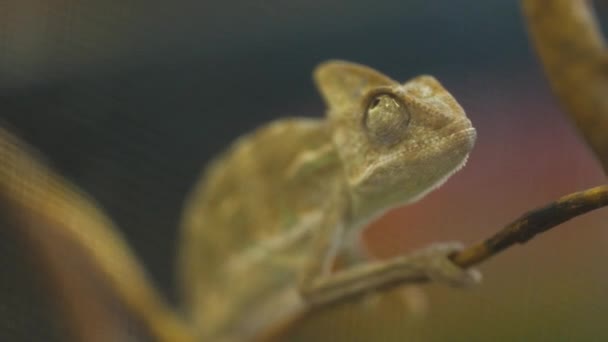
[314,60,476,215]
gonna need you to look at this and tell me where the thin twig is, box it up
[450,184,608,268]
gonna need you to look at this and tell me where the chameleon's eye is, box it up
[364,93,410,145]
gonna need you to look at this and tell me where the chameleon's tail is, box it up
[0,125,196,342]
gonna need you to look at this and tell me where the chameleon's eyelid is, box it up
[360,86,403,111]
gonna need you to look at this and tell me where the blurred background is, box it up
[1,0,608,341]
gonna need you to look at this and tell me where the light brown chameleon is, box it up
[178,60,479,340]
[0,60,478,342]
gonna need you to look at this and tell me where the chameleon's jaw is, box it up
[443,125,476,157]
[353,121,475,186]
[348,121,476,217]
[402,125,476,204]
[441,117,476,144]
[415,115,476,167]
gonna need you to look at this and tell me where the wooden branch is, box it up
[522,0,608,174]
[450,184,608,268]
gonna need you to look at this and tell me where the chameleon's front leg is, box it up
[297,194,481,308]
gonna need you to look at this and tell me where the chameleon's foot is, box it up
[411,242,481,287]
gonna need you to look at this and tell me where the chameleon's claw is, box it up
[412,242,482,287]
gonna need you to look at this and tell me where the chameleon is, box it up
[0,60,479,342]
[177,60,479,340]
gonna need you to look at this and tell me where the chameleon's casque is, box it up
[178,61,476,340]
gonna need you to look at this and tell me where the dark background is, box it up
[2,1,608,341]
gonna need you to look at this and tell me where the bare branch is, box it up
[522,0,608,173]
[450,184,608,268]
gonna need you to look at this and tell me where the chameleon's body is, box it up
[179,119,336,339]
[178,61,477,340]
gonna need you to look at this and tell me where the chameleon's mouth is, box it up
[441,117,476,139]
[437,118,476,154]
[353,124,476,185]
[389,124,476,205]
[445,126,476,148]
